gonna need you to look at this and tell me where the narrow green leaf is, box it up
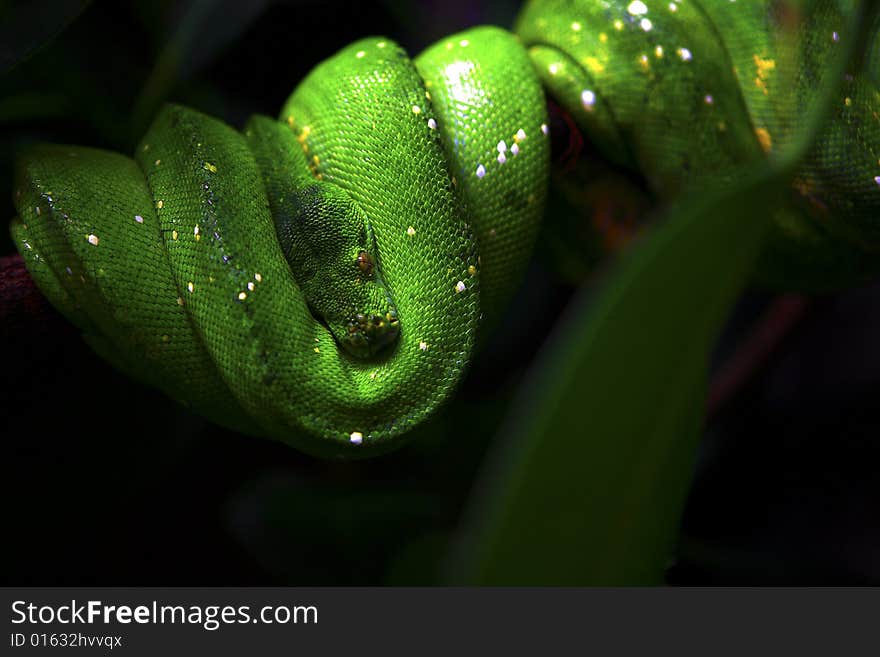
[131,0,272,137]
[447,1,870,585]
[447,168,778,585]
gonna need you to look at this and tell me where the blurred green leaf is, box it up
[131,0,272,136]
[447,167,777,585]
[446,0,870,586]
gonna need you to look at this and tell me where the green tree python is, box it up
[8,0,880,457]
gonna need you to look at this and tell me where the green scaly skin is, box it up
[8,1,880,458]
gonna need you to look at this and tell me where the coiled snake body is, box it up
[9,1,879,457]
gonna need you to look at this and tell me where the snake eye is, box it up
[356,250,373,276]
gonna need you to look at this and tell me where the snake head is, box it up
[273,182,401,360]
[341,308,401,359]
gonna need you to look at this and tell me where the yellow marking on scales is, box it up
[753,54,776,95]
[755,128,773,153]
[583,56,605,74]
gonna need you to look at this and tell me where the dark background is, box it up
[1,0,878,585]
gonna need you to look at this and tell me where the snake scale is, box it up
[9,0,880,457]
